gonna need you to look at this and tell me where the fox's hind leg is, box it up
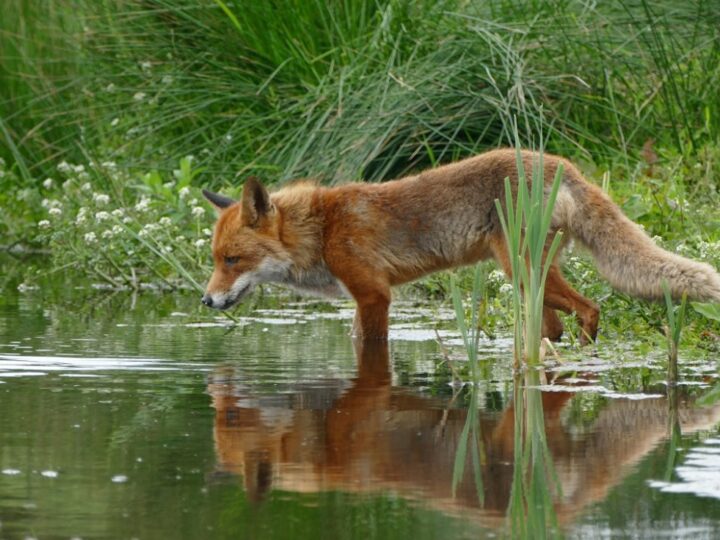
[543,265,599,345]
[491,238,564,341]
[490,236,597,344]
[542,307,564,342]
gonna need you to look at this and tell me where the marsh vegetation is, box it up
[2,1,720,537]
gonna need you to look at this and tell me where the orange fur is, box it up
[201,149,720,342]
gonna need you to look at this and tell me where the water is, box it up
[1,267,720,539]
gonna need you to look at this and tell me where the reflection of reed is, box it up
[207,340,720,529]
[664,384,682,481]
[507,370,560,539]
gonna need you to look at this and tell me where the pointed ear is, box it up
[202,189,236,211]
[241,176,273,226]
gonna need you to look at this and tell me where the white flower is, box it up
[133,92,146,102]
[84,232,97,243]
[48,207,62,217]
[134,197,151,212]
[188,198,198,206]
[176,235,186,242]
[178,186,191,199]
[194,238,207,248]
[57,161,72,174]
[499,283,514,295]
[122,217,132,224]
[162,245,173,253]
[159,217,172,226]
[43,178,54,189]
[112,225,123,235]
[191,206,205,218]
[101,229,114,239]
[62,179,73,190]
[140,60,152,71]
[81,182,91,192]
[202,228,212,237]
[225,133,233,142]
[78,171,90,181]
[73,164,85,174]
[94,193,110,206]
[95,211,110,221]
[101,160,117,170]
[489,270,505,283]
[106,83,116,92]
[75,208,88,224]
[111,208,124,218]
[38,220,51,229]
[111,117,120,127]
[161,75,173,85]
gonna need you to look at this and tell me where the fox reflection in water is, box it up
[207,340,720,524]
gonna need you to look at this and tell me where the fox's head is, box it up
[201,178,290,310]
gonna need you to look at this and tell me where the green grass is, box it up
[2,0,720,185]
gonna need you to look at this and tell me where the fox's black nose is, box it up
[201,294,213,308]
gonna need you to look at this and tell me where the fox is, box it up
[200,149,720,343]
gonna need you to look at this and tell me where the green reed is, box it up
[495,139,564,366]
[449,264,486,501]
[662,280,687,382]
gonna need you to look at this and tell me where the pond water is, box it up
[1,264,720,539]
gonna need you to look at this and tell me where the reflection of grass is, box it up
[508,370,561,539]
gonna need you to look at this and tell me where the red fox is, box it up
[201,149,720,343]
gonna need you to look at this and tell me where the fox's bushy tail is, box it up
[558,178,720,302]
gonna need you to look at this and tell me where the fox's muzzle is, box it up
[201,281,253,310]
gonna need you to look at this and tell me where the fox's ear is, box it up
[202,189,236,212]
[241,176,274,226]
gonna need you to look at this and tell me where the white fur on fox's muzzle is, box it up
[201,257,291,310]
[202,275,256,310]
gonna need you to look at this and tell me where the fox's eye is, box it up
[224,256,240,266]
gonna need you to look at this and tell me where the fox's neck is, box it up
[273,186,325,272]
[271,187,349,298]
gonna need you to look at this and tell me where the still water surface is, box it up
[1,273,720,539]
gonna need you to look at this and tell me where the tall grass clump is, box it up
[495,130,564,365]
[3,0,720,186]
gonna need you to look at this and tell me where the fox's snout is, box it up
[200,290,238,310]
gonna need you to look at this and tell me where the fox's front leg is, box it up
[338,276,391,340]
[326,249,391,340]
[350,289,391,340]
